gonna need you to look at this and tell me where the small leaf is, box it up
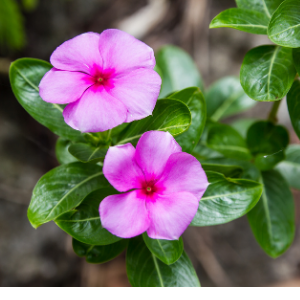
[231,118,256,139]
[155,45,204,98]
[126,236,200,287]
[287,79,300,140]
[201,163,243,178]
[240,45,296,101]
[72,238,128,264]
[191,171,263,226]
[55,138,78,165]
[268,0,300,48]
[142,233,184,265]
[68,143,108,163]
[247,170,295,258]
[210,8,269,35]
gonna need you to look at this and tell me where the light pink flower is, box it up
[99,131,209,240]
[39,30,161,133]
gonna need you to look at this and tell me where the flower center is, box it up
[146,186,152,192]
[97,77,104,83]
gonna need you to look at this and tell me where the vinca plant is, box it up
[8,0,300,287]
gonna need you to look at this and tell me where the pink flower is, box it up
[39,30,161,133]
[99,131,209,240]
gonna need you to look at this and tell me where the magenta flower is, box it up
[39,30,161,132]
[99,131,209,240]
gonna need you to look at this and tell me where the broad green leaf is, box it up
[56,188,120,245]
[287,79,300,139]
[235,0,284,19]
[201,163,243,178]
[293,48,300,74]
[275,145,300,190]
[247,170,295,258]
[156,45,204,98]
[116,99,191,145]
[68,143,108,163]
[210,8,269,35]
[142,233,184,265]
[191,171,263,226]
[206,76,256,121]
[192,142,224,161]
[206,123,252,160]
[55,138,78,165]
[168,87,206,152]
[240,45,296,101]
[231,118,256,139]
[268,0,300,48]
[28,163,108,228]
[247,121,289,170]
[72,238,128,264]
[9,58,84,141]
[126,237,200,287]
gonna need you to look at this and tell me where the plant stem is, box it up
[268,99,282,124]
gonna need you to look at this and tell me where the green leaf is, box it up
[142,233,184,265]
[155,45,204,98]
[116,99,191,145]
[167,87,206,152]
[191,171,263,226]
[287,79,300,139]
[72,238,128,264]
[206,76,256,121]
[247,170,295,258]
[235,0,284,19]
[192,142,224,161]
[68,143,108,163]
[9,58,84,141]
[275,145,300,190]
[293,48,300,74]
[246,121,289,170]
[201,163,243,178]
[55,138,78,165]
[210,8,269,35]
[231,118,256,139]
[268,0,300,48]
[240,45,296,101]
[126,237,200,287]
[55,188,120,245]
[28,163,108,228]
[206,123,252,160]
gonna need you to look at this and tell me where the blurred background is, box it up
[0,0,300,287]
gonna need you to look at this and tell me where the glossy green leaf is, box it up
[268,0,300,48]
[206,77,256,121]
[68,143,108,163]
[210,8,269,35]
[240,45,296,101]
[72,238,128,264]
[293,48,300,74]
[9,58,84,141]
[116,99,191,145]
[287,79,300,139]
[247,170,295,258]
[55,138,78,165]
[56,188,120,245]
[142,233,184,265]
[168,87,206,152]
[201,163,243,178]
[231,118,256,139]
[191,171,263,226]
[28,163,108,228]
[126,237,200,287]
[275,145,300,190]
[156,45,204,98]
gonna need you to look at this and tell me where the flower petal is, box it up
[62,85,127,132]
[39,68,94,104]
[135,131,182,182]
[147,192,199,240]
[98,29,155,75]
[50,32,103,74]
[103,144,145,192]
[109,69,161,122]
[156,152,209,199]
[100,190,150,239]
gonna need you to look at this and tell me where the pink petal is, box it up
[134,131,182,182]
[100,190,150,239]
[50,32,103,74]
[39,68,94,104]
[98,29,155,75]
[62,85,127,132]
[108,69,161,122]
[147,192,199,240]
[156,152,209,199]
[103,144,145,192]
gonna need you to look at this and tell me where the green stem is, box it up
[268,99,282,124]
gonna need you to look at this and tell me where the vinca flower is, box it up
[39,29,161,132]
[100,131,209,240]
